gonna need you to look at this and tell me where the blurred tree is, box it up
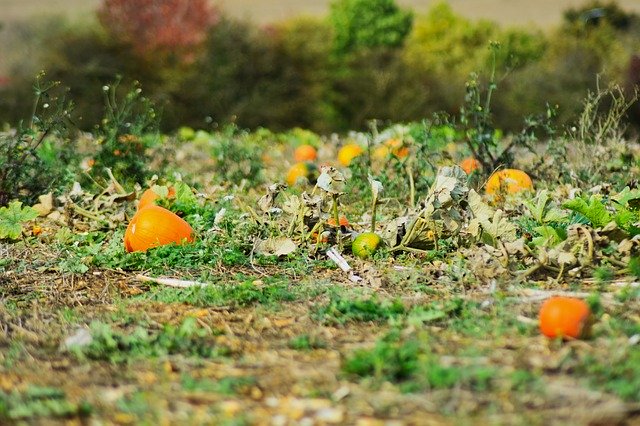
[564,1,639,31]
[97,0,219,64]
[329,0,413,55]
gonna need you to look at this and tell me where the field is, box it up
[1,75,640,424]
[1,1,640,425]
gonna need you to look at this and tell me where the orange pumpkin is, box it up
[384,138,409,159]
[539,296,592,339]
[293,144,317,162]
[124,205,194,252]
[337,143,364,167]
[328,216,350,228]
[459,157,481,174]
[485,169,533,195]
[286,162,317,186]
[138,186,176,211]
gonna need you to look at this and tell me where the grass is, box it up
[71,317,229,363]
[0,386,92,421]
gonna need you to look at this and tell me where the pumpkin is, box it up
[337,143,364,167]
[286,162,316,186]
[485,169,533,195]
[138,186,176,211]
[459,157,481,174]
[539,296,592,339]
[293,144,317,162]
[124,205,194,252]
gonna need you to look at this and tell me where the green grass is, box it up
[288,334,327,351]
[181,375,256,395]
[71,317,229,363]
[0,386,92,421]
[314,295,406,324]
[138,278,298,308]
[342,329,500,393]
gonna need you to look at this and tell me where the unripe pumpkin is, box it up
[124,205,194,252]
[539,296,592,339]
[485,169,533,195]
[138,186,176,211]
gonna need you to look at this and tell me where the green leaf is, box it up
[173,181,198,205]
[531,225,565,247]
[563,196,612,229]
[0,201,38,240]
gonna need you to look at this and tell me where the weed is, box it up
[314,295,405,324]
[139,278,296,308]
[181,375,256,395]
[73,317,229,363]
[90,79,160,187]
[577,347,640,401]
[0,386,91,421]
[343,329,499,393]
[0,73,76,205]
[288,334,327,351]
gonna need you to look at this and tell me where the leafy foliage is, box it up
[73,317,228,363]
[0,386,91,421]
[91,80,160,186]
[0,202,38,240]
[0,75,76,205]
[329,0,413,54]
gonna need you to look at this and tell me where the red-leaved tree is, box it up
[98,0,219,61]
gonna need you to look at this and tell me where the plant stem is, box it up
[371,195,377,233]
[407,163,415,208]
[332,194,341,248]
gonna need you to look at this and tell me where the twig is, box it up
[135,274,208,288]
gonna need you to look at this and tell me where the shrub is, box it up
[0,76,77,206]
[329,0,413,55]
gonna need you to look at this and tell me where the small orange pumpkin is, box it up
[293,144,317,162]
[485,169,533,195]
[138,186,176,211]
[328,215,350,228]
[124,205,194,252]
[337,143,364,167]
[539,296,592,340]
[459,157,481,174]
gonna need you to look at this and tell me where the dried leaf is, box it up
[256,237,297,257]
[258,183,286,213]
[368,175,383,201]
[32,192,54,216]
[316,166,346,195]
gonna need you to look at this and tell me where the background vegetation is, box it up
[0,1,639,133]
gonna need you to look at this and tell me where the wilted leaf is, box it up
[368,175,383,201]
[258,183,286,213]
[316,166,346,195]
[256,237,297,257]
[382,216,408,248]
[32,192,53,216]
[468,190,517,245]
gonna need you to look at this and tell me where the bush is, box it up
[177,17,336,132]
[0,76,77,206]
[329,0,413,55]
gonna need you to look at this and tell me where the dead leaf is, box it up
[256,237,297,256]
[32,192,53,216]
